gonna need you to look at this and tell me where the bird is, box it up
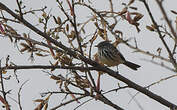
[95,41,140,70]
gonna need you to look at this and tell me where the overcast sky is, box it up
[0,0,177,110]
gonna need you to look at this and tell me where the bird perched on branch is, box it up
[95,41,140,70]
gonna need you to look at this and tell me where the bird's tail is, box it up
[123,61,141,70]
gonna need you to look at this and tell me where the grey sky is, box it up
[0,0,177,110]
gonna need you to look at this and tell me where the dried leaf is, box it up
[0,23,5,34]
[2,70,7,74]
[126,11,133,24]
[146,25,155,31]
[151,24,158,30]
[47,40,55,58]
[35,53,48,57]
[34,99,44,102]
[133,13,143,22]
[20,43,30,48]
[44,103,48,110]
[59,55,72,65]
[66,24,69,32]
[110,23,116,30]
[55,51,63,59]
[34,102,44,110]
[157,47,162,56]
[42,12,47,19]
[68,31,75,39]
[66,0,74,16]
[57,16,62,25]
[128,0,135,6]
[118,7,127,15]
[50,75,61,80]
[94,22,99,28]
[98,29,104,39]
[20,47,28,52]
[0,95,7,105]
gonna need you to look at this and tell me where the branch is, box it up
[0,2,177,109]
[58,0,97,91]
[1,65,99,71]
[76,2,170,63]
[18,80,29,110]
[0,60,10,110]
[155,0,177,40]
[140,0,177,70]
[16,0,23,19]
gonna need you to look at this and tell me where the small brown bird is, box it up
[95,41,140,70]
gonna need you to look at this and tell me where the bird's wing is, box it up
[110,45,126,61]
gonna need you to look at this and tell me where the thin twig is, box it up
[16,0,23,19]
[50,96,86,110]
[18,80,29,110]
[0,65,99,71]
[142,59,176,72]
[127,91,144,110]
[155,0,177,40]
[0,60,10,110]
[1,2,177,108]
[141,0,177,70]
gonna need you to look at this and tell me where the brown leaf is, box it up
[118,7,127,15]
[133,13,143,22]
[151,24,158,30]
[57,16,62,25]
[94,22,99,28]
[157,47,162,56]
[50,75,61,81]
[2,70,7,74]
[35,53,48,57]
[34,102,44,110]
[47,40,55,59]
[126,11,133,24]
[20,43,30,48]
[0,95,7,105]
[34,99,44,102]
[66,24,69,32]
[146,25,155,31]
[55,51,63,59]
[42,12,47,19]
[66,0,74,16]
[128,0,135,6]
[44,103,48,110]
[0,23,5,34]
[20,47,28,52]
